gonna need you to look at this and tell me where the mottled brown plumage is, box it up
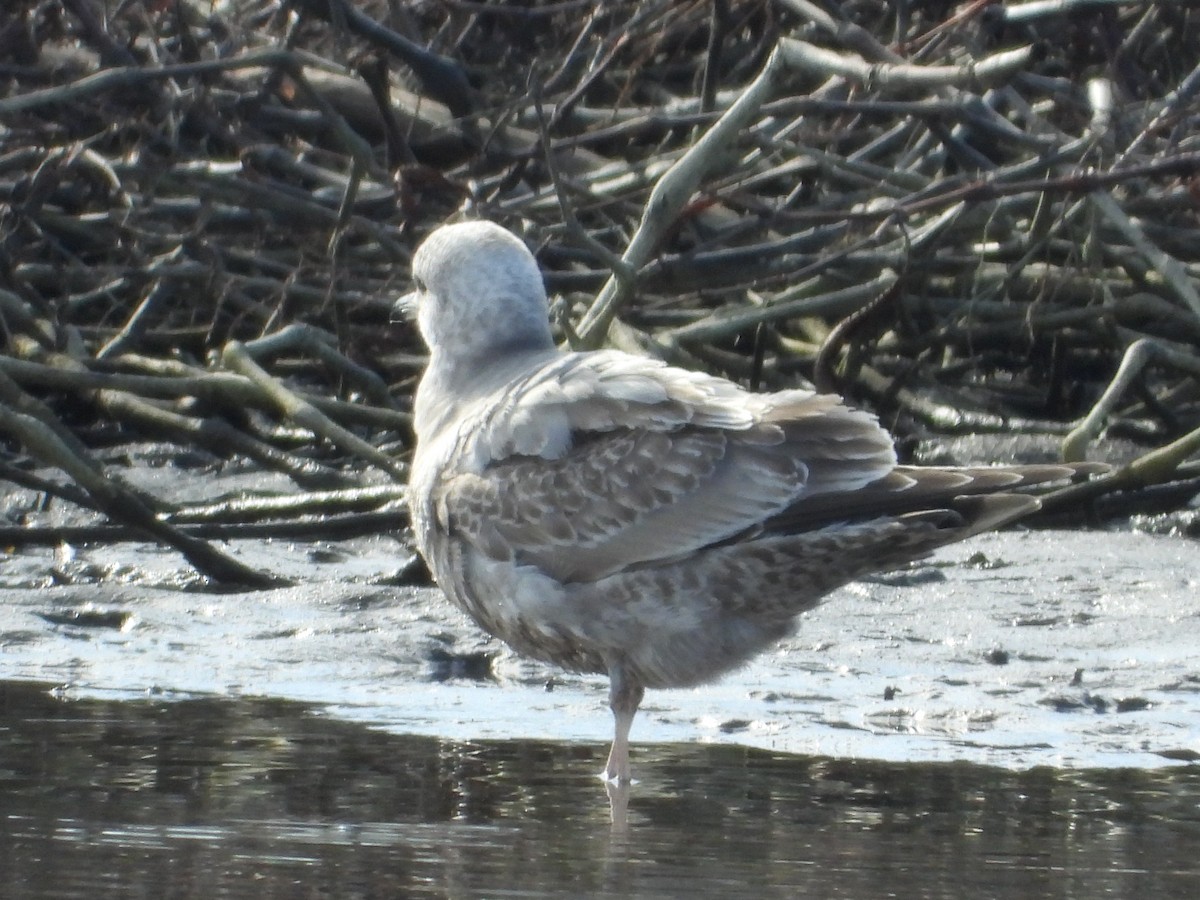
[400,221,1095,783]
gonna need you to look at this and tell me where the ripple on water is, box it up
[1,681,1199,899]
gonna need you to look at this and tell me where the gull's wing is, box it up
[764,463,1089,535]
[431,351,896,583]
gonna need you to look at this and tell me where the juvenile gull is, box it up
[400,220,1087,783]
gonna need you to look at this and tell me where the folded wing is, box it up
[434,351,897,582]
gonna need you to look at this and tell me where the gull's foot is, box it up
[599,767,636,786]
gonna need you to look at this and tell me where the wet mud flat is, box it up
[1,518,1197,769]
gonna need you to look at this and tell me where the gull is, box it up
[399,219,1092,784]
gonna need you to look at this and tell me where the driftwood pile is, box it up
[2,0,1199,584]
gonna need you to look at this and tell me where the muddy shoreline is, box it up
[3,521,1196,771]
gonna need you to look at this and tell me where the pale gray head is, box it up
[397,221,555,364]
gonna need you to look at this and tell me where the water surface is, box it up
[2,681,1198,899]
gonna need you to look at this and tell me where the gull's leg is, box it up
[603,666,644,783]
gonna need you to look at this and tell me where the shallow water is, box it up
[2,680,1199,899]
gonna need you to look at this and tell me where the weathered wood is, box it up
[2,0,1199,576]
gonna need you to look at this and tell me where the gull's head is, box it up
[398,221,554,363]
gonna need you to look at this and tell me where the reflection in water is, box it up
[1,680,1197,898]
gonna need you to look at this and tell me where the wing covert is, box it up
[430,352,897,583]
[438,424,807,582]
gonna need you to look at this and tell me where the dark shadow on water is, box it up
[1,680,1197,898]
